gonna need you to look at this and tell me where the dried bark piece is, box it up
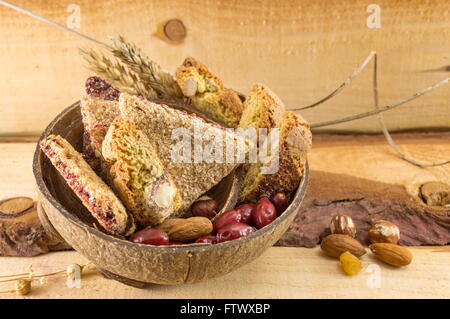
[277,170,450,248]
[420,182,450,207]
[0,198,71,257]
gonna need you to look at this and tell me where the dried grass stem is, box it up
[110,35,182,99]
[79,48,157,99]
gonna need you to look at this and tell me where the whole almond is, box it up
[329,213,356,237]
[320,234,366,258]
[182,77,198,97]
[368,220,400,244]
[157,217,213,242]
[370,243,413,267]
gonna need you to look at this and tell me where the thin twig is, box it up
[311,77,450,128]
[0,273,29,278]
[372,54,450,167]
[0,270,66,284]
[0,1,111,50]
[292,51,376,111]
[0,289,15,294]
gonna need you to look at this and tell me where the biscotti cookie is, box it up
[81,77,121,173]
[176,57,244,128]
[238,83,285,131]
[118,93,250,214]
[85,76,120,101]
[102,117,182,226]
[80,77,120,131]
[239,111,312,203]
[82,124,109,177]
[80,95,120,131]
[40,135,135,236]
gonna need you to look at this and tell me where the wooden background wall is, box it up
[0,0,449,136]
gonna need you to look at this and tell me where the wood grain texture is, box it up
[309,133,450,199]
[0,133,448,207]
[0,247,448,298]
[0,134,449,296]
[0,143,37,199]
[0,199,71,256]
[1,0,450,136]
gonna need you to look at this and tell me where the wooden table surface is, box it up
[0,134,449,299]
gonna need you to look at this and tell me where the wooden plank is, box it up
[0,142,37,199]
[1,0,450,136]
[310,133,450,199]
[0,247,448,298]
[0,133,449,297]
[6,133,449,203]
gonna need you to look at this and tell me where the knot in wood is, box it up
[163,19,186,42]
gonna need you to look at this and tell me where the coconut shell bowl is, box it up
[33,100,309,287]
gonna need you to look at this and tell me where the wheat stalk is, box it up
[109,35,183,100]
[79,48,157,99]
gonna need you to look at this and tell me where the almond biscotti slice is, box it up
[238,83,285,131]
[80,95,120,132]
[239,111,312,203]
[85,76,120,101]
[40,135,135,236]
[81,77,121,131]
[118,93,249,214]
[81,77,121,174]
[82,124,110,178]
[175,57,244,128]
[102,116,182,226]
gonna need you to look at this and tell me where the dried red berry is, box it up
[129,228,169,245]
[270,193,289,215]
[253,197,277,229]
[213,209,242,233]
[216,223,255,243]
[235,203,256,225]
[191,198,218,220]
[195,235,217,244]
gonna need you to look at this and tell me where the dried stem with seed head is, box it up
[79,48,157,99]
[372,54,450,167]
[293,51,377,111]
[0,263,94,296]
[299,51,450,168]
[310,77,450,128]
[109,35,183,100]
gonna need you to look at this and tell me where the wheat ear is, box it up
[109,35,183,99]
[79,48,157,99]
